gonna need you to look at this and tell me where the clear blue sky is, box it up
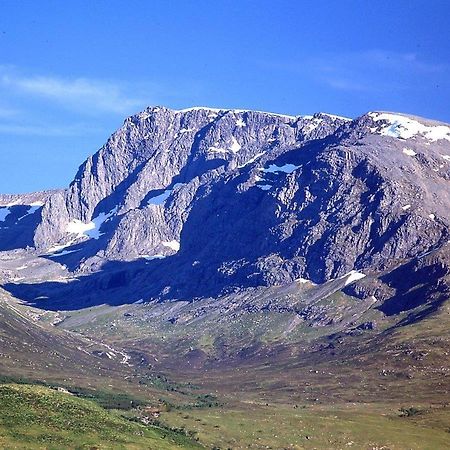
[1,0,449,193]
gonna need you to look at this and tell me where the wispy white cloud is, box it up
[0,66,152,115]
[260,49,448,93]
[315,50,447,92]
[0,122,102,137]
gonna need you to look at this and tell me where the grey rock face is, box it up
[34,107,349,266]
[1,107,450,311]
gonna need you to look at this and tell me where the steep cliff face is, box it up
[1,107,450,308]
[33,107,348,267]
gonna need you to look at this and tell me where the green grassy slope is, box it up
[0,384,202,450]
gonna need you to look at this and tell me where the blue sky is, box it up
[1,0,449,193]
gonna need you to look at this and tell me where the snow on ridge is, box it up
[151,105,356,123]
[174,106,297,120]
[319,112,352,121]
[344,270,366,286]
[175,106,224,114]
[232,109,297,120]
[297,278,310,284]
[179,127,195,134]
[369,112,450,141]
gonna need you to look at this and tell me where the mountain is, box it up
[1,106,450,315]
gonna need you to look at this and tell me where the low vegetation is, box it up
[0,384,201,449]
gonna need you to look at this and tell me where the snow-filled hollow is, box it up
[66,207,117,240]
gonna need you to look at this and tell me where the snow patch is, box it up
[47,242,77,253]
[147,190,172,205]
[402,148,416,156]
[66,207,117,240]
[238,152,266,168]
[66,219,95,237]
[229,136,241,153]
[344,270,366,286]
[142,254,166,261]
[304,118,323,133]
[0,207,10,222]
[429,213,436,220]
[147,183,183,206]
[442,155,450,161]
[257,184,272,191]
[369,112,450,141]
[162,240,180,252]
[261,163,300,174]
[48,249,82,258]
[402,204,411,211]
[235,118,246,127]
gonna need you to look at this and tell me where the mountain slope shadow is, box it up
[0,206,42,251]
